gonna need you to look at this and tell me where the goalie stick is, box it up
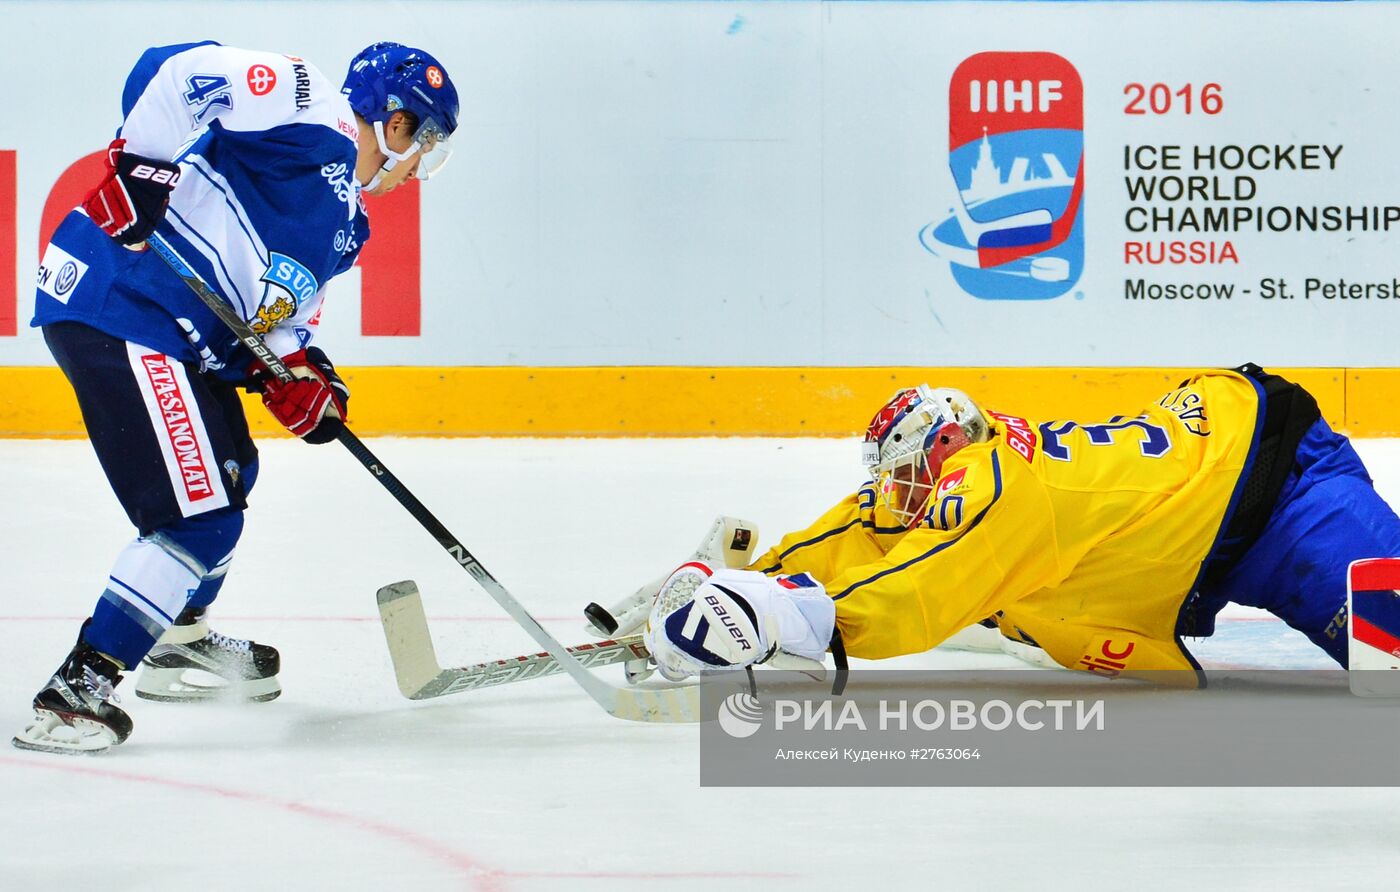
[145,233,699,722]
[378,580,675,699]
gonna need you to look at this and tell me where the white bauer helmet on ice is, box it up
[860,385,992,528]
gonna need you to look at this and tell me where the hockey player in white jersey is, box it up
[14,41,460,754]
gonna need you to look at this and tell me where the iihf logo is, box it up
[920,52,1085,300]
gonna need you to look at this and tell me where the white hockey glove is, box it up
[643,562,836,681]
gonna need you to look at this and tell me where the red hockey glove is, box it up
[252,347,350,444]
[81,138,181,246]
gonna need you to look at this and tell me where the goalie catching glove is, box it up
[643,562,836,681]
[249,347,349,444]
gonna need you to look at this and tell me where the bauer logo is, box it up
[919,52,1084,300]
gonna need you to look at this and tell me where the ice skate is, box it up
[13,635,132,756]
[135,606,281,703]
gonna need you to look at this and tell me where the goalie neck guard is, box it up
[861,385,991,528]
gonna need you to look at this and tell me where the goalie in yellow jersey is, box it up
[643,365,1400,684]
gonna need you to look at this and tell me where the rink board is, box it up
[1,1,1398,436]
[2,4,1400,365]
[0,364,1379,438]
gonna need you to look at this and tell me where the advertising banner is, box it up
[0,1,1395,433]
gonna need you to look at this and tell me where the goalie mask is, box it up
[861,385,991,528]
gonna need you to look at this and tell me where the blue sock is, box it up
[83,507,245,668]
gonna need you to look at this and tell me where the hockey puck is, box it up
[583,602,619,635]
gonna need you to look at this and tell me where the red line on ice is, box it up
[0,755,503,891]
[0,756,803,887]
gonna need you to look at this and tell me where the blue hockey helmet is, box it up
[343,42,460,181]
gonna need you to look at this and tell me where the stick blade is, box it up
[604,683,701,723]
[376,580,450,700]
[377,580,703,721]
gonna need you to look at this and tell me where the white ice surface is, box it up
[4,437,1400,890]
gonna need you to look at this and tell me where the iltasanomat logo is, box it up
[920,52,1085,300]
[717,695,1105,737]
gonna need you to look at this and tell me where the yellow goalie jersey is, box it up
[748,370,1266,682]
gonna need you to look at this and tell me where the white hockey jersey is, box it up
[33,41,370,377]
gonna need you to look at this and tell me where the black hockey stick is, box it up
[144,233,698,722]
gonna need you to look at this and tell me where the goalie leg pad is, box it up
[1349,558,1400,696]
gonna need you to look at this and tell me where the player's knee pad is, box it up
[149,506,246,580]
